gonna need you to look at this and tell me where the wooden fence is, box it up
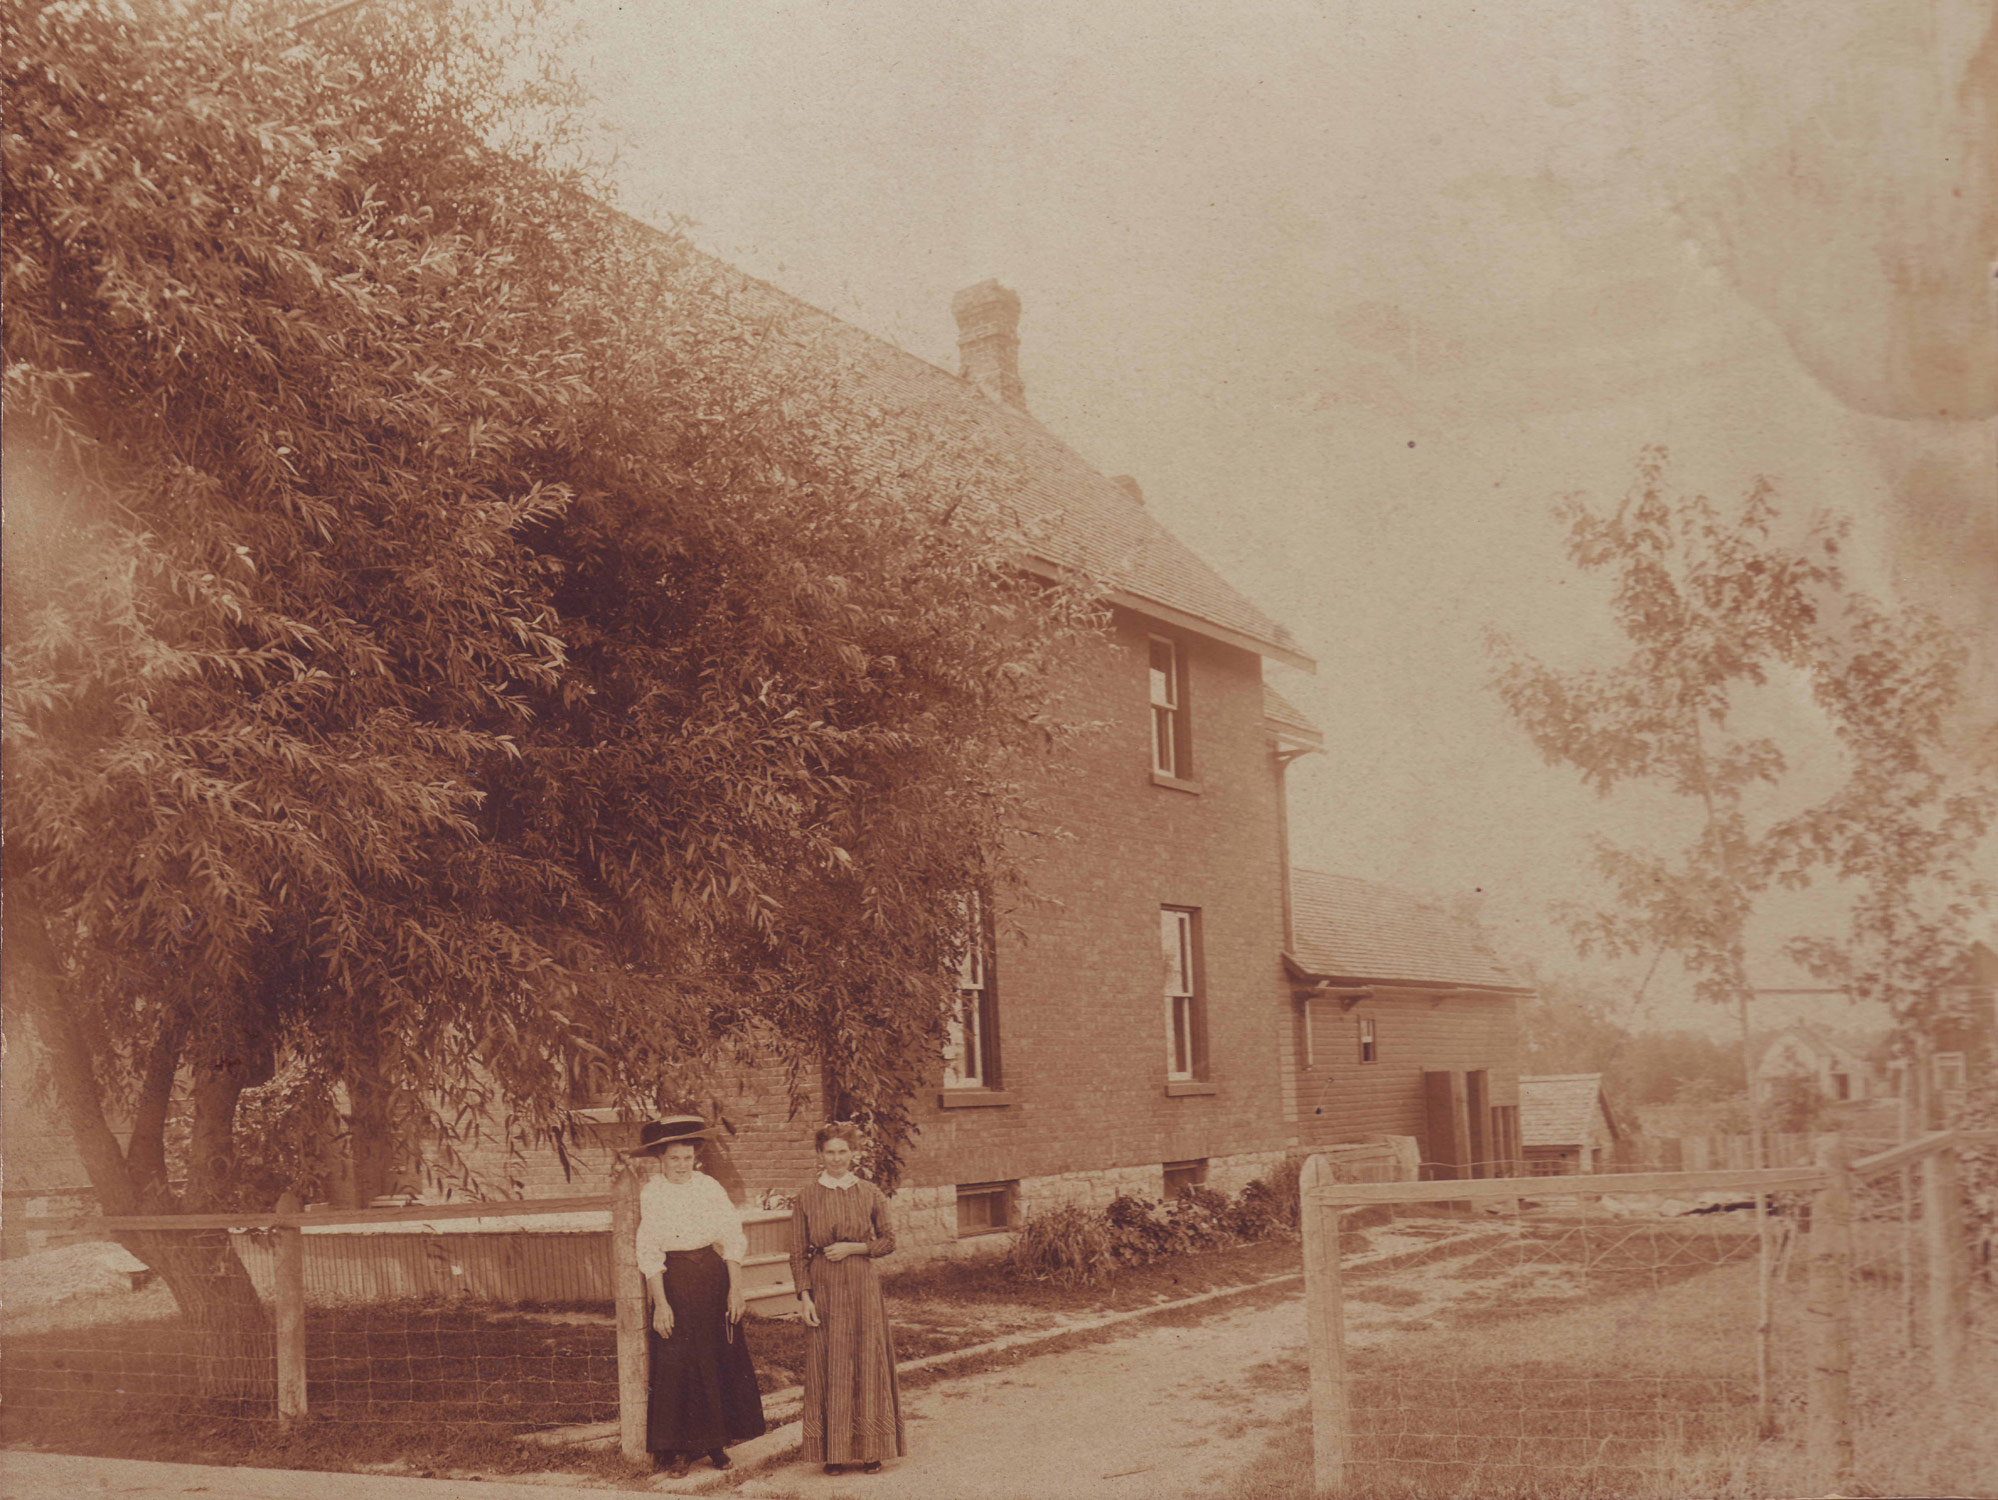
[18,1156,803,1439]
[1300,1129,1979,1497]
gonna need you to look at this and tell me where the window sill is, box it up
[937,1090,1014,1109]
[1150,770,1203,794]
[1164,1080,1217,1097]
[955,1225,1013,1239]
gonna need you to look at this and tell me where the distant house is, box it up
[1284,872,1532,1179]
[1753,1025,1879,1107]
[1519,1073,1621,1175]
[1882,941,1998,1117]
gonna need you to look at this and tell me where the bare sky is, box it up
[569,0,1996,1036]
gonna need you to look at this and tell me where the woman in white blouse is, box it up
[632,1117,766,1476]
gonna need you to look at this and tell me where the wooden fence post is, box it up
[612,1156,650,1465]
[272,1191,308,1425]
[1301,1154,1347,1497]
[1923,1143,1968,1385]
[1805,1136,1854,1492]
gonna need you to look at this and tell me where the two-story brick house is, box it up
[393,269,1320,1239]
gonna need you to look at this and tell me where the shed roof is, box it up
[689,251,1311,669]
[1263,684,1323,747]
[1286,869,1527,991]
[1518,1073,1618,1148]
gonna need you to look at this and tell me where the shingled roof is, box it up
[692,253,1312,670]
[1286,869,1528,990]
[1518,1074,1619,1148]
[1263,684,1323,747]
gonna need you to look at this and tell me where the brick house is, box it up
[417,270,1331,1261]
[1283,870,1531,1178]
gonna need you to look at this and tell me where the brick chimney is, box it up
[951,280,1026,410]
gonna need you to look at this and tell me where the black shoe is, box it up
[662,1453,691,1479]
[824,1462,846,1474]
[861,1461,883,1474]
[708,1449,732,1471]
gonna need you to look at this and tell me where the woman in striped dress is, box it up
[789,1122,905,1475]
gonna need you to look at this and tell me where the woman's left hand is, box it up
[727,1284,746,1323]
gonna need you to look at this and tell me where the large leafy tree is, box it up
[3,0,1088,1372]
[1490,449,1991,1142]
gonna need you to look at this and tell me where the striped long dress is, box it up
[788,1178,905,1465]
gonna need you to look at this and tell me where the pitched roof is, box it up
[1518,1073,1617,1148]
[693,253,1311,669]
[1263,684,1323,747]
[1286,869,1527,990]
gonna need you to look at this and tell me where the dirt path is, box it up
[729,1289,1309,1500]
[719,1224,1539,1500]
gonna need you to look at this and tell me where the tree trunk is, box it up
[3,878,279,1400]
[344,1050,415,1206]
[124,1226,275,1404]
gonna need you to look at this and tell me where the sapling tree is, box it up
[1489,449,1846,1145]
[1492,448,1993,1145]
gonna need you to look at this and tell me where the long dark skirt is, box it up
[647,1247,766,1455]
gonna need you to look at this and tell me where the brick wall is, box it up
[1293,988,1522,1158]
[402,608,1300,1219]
[895,609,1294,1196]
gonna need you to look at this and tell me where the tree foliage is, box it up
[1517,971,1744,1108]
[2,0,1091,1273]
[1490,450,1992,1107]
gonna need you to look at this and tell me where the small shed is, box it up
[1519,1073,1621,1175]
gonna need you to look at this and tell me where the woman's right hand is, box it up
[652,1299,674,1339]
[799,1293,821,1328]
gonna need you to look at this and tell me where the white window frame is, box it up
[1358,1016,1377,1064]
[945,892,991,1089]
[1162,907,1199,1081]
[1149,636,1180,777]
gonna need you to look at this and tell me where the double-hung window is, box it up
[1149,637,1186,778]
[1161,907,1205,1081]
[945,892,997,1089]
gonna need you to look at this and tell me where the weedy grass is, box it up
[1224,1259,1998,1500]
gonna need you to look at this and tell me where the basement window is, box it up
[955,1181,1015,1237]
[1163,1159,1209,1198]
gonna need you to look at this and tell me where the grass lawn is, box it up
[0,1235,1303,1476]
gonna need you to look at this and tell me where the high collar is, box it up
[817,1171,859,1191]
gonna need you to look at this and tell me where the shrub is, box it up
[1007,1177,1300,1288]
[1007,1204,1116,1287]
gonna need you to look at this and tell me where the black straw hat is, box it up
[634,1116,717,1155]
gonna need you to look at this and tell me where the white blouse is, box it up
[634,1171,748,1272]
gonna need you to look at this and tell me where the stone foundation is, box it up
[880,1148,1298,1271]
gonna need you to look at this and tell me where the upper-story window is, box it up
[1358,1016,1378,1064]
[945,892,998,1089]
[1149,636,1190,779]
[1161,906,1206,1081]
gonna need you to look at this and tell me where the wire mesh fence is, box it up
[1,1190,805,1459]
[0,1203,624,1447]
[1302,1133,1978,1499]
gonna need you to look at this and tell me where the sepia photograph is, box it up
[2,2,1993,1497]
